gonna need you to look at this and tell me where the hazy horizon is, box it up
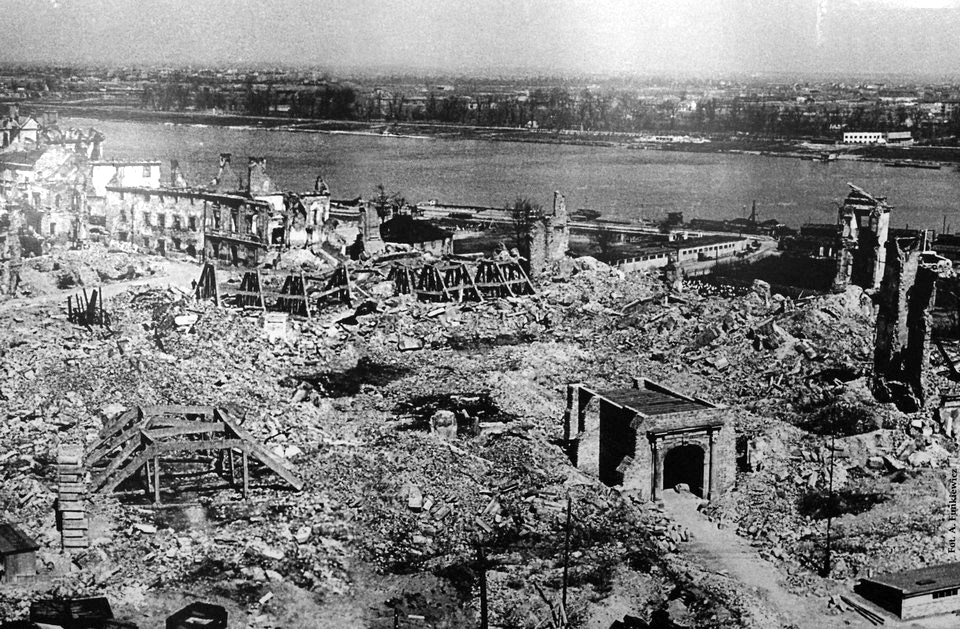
[2,0,960,77]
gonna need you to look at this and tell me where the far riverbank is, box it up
[30,102,960,165]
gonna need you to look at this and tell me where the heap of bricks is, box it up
[56,445,89,550]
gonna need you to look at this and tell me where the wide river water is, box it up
[69,117,960,231]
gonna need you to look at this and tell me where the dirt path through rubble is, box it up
[0,259,200,314]
[662,490,833,629]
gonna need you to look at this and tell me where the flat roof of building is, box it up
[598,387,710,416]
[0,522,39,556]
[861,562,960,597]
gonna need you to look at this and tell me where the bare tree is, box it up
[596,226,617,259]
[509,197,541,258]
[372,184,404,220]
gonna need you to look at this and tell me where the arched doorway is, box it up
[663,444,705,497]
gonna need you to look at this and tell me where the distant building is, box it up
[842,131,913,145]
[616,235,750,274]
[885,131,914,145]
[843,132,886,145]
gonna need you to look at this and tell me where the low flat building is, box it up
[843,131,886,144]
[616,235,750,273]
[0,522,39,583]
[856,562,960,620]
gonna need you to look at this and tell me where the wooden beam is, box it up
[153,456,160,504]
[242,451,249,498]
[301,271,312,320]
[141,405,216,418]
[218,410,304,491]
[141,424,227,440]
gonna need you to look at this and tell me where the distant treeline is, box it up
[129,78,960,141]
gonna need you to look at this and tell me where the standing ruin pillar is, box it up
[874,237,920,380]
[903,265,938,403]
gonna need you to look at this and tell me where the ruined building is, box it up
[822,183,938,294]
[526,191,570,278]
[563,378,735,502]
[842,183,891,290]
[874,235,939,407]
[0,203,22,296]
[1,105,39,150]
[103,154,333,265]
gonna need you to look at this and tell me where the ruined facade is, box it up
[874,236,938,405]
[1,106,39,150]
[825,183,893,291]
[526,191,569,278]
[104,186,210,257]
[563,378,735,502]
[102,155,334,264]
[0,146,93,244]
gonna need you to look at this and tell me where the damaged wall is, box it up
[104,188,205,257]
[527,191,569,279]
[874,236,938,405]
[874,237,920,379]
[0,204,22,296]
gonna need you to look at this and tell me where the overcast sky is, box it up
[1,0,959,76]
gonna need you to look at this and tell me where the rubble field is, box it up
[1,250,958,628]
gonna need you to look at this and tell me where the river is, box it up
[67,117,960,231]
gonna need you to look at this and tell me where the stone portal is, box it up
[563,378,735,502]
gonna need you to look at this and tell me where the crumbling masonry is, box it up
[526,191,569,279]
[833,183,891,292]
[874,236,938,405]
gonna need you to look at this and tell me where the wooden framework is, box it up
[387,262,482,302]
[387,258,534,302]
[474,259,536,299]
[194,262,353,319]
[84,406,303,503]
[67,287,110,328]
